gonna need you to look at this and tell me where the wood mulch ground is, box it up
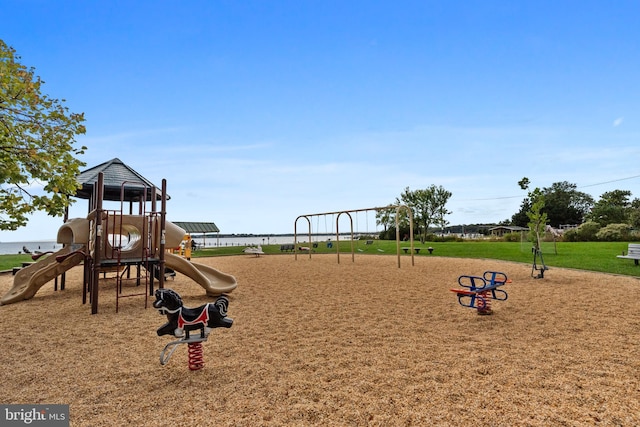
[1,254,639,426]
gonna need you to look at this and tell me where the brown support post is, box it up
[158,179,167,290]
[148,186,156,295]
[59,204,68,291]
[91,172,104,314]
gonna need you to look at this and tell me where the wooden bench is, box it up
[365,240,374,245]
[280,244,295,252]
[617,243,640,265]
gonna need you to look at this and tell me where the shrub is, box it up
[502,232,521,242]
[595,223,632,241]
[565,221,601,241]
[427,233,462,242]
[563,228,579,242]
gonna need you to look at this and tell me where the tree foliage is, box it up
[587,190,632,227]
[628,198,640,229]
[595,223,631,242]
[518,177,548,248]
[541,181,593,227]
[563,221,601,242]
[512,180,593,227]
[375,205,394,234]
[0,40,86,230]
[510,198,531,227]
[394,185,452,242]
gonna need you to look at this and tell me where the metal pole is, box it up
[335,212,355,264]
[293,215,312,260]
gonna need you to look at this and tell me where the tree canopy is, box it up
[512,180,593,228]
[393,185,452,241]
[518,178,548,248]
[586,190,632,226]
[0,39,86,230]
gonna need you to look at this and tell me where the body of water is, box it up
[0,241,64,255]
[191,234,350,248]
[0,234,357,255]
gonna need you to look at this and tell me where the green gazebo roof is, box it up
[172,222,220,234]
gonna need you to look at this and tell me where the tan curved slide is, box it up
[0,246,85,305]
[164,252,237,296]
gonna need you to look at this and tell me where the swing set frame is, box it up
[294,205,414,268]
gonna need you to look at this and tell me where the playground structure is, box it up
[1,163,237,313]
[450,271,510,315]
[154,288,233,371]
[172,235,194,259]
[294,205,415,268]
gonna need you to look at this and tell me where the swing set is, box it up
[294,205,414,268]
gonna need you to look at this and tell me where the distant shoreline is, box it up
[1,233,356,243]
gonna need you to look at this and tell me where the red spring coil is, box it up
[477,291,492,315]
[188,342,205,371]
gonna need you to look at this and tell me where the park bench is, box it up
[243,246,265,257]
[365,240,374,245]
[401,247,421,254]
[617,243,640,265]
[11,262,35,275]
[280,244,295,252]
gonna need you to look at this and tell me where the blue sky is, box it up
[2,1,640,241]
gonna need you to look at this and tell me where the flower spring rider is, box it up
[154,288,233,370]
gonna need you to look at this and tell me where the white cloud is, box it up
[613,117,624,127]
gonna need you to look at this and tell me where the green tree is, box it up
[511,181,593,227]
[0,40,86,230]
[375,205,395,239]
[587,190,632,226]
[541,181,594,227]
[628,198,640,230]
[511,198,531,227]
[518,177,548,249]
[396,185,452,242]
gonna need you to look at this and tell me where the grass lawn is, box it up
[2,240,639,277]
[0,254,34,272]
[191,240,640,277]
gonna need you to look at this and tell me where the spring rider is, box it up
[450,271,510,315]
[154,288,233,370]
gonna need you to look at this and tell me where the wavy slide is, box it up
[164,252,237,296]
[0,246,85,305]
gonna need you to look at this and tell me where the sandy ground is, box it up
[0,253,639,426]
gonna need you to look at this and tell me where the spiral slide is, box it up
[0,245,85,305]
[163,252,237,296]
